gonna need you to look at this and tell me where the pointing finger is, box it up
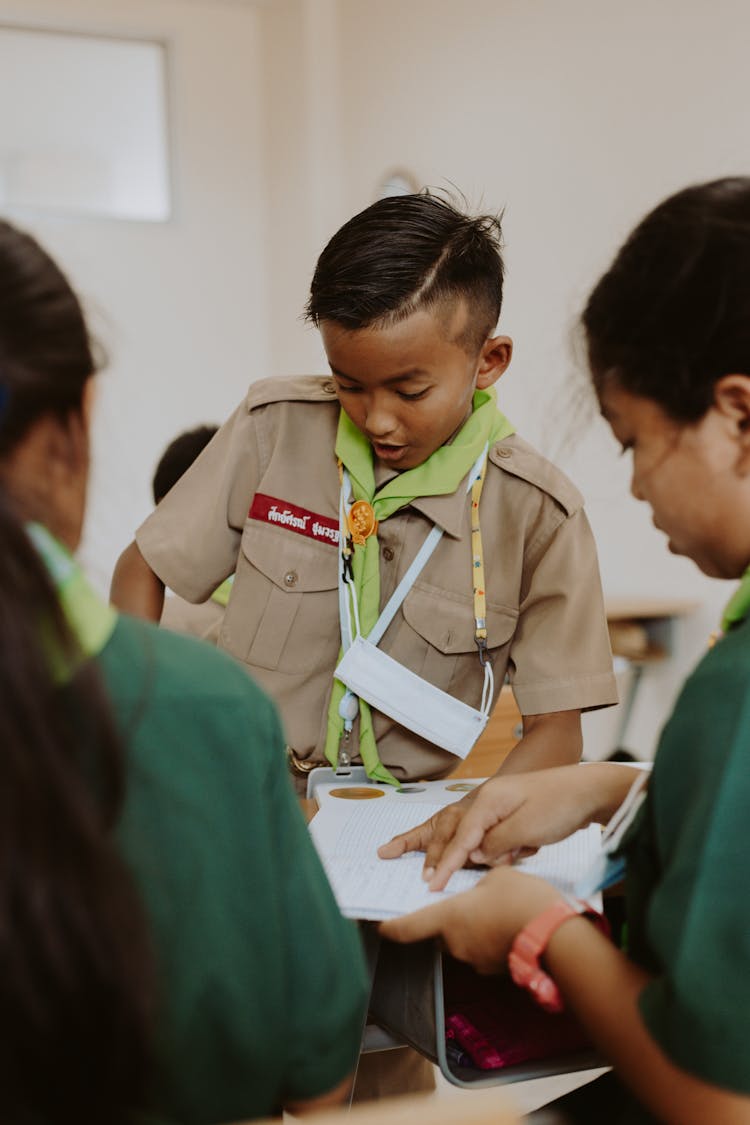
[426,821,489,890]
[377,818,435,859]
[421,805,465,878]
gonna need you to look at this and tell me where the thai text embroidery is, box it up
[248,493,340,547]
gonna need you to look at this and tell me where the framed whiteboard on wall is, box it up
[0,24,171,222]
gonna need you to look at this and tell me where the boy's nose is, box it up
[365,400,398,439]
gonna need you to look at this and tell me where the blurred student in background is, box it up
[153,424,231,644]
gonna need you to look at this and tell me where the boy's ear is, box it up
[476,335,513,389]
[714,375,750,474]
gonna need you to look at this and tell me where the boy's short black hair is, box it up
[306,192,504,354]
[152,424,218,504]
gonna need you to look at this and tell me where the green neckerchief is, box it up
[324,386,515,784]
[211,574,235,608]
[721,565,750,634]
[27,522,118,680]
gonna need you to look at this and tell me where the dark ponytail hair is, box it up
[0,221,154,1123]
[582,177,750,420]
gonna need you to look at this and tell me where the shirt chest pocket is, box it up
[399,585,519,701]
[220,521,340,673]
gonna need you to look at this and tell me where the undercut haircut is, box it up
[306,192,505,355]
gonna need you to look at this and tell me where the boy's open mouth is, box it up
[371,441,408,463]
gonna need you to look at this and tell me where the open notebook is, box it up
[308,779,603,921]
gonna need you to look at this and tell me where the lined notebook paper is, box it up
[309,782,602,921]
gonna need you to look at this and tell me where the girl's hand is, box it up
[379,867,563,974]
[378,763,638,891]
[378,766,595,890]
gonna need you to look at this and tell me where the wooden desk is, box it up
[605,597,698,661]
[245,1087,520,1125]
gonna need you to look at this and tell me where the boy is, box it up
[151,424,230,644]
[112,193,617,791]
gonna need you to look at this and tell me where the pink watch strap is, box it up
[508,898,590,1014]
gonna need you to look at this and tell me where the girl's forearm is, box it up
[546,918,749,1124]
[581,762,646,824]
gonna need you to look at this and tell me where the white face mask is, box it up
[334,635,489,759]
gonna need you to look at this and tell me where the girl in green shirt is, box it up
[381,177,750,1124]
[0,221,366,1123]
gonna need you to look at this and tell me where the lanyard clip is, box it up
[475,636,491,667]
[341,539,354,583]
[337,728,352,771]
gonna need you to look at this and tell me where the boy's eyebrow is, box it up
[329,364,431,384]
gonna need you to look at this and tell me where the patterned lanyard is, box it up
[470,459,490,667]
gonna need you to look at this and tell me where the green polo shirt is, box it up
[99,616,367,1124]
[622,616,750,1100]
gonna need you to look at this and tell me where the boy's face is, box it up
[320,302,511,471]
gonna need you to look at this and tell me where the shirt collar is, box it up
[373,460,469,539]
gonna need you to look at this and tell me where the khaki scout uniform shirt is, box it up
[137,376,618,783]
[160,593,225,646]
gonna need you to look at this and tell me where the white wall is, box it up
[0,0,269,591]
[263,0,750,756]
[258,0,345,376]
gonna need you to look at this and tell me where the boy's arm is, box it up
[495,707,582,773]
[110,540,165,621]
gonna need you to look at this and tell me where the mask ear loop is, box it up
[480,649,494,717]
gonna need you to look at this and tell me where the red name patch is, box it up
[248,493,340,547]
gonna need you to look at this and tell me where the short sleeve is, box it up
[509,508,618,714]
[136,400,261,602]
[635,647,750,1092]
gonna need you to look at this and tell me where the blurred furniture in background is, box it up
[583,598,698,763]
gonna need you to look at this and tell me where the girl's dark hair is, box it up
[306,192,505,354]
[0,220,154,1123]
[583,177,750,420]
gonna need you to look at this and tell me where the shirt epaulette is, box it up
[244,375,338,413]
[489,434,583,518]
